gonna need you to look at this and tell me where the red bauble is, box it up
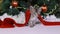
[12,1,18,7]
[41,5,47,13]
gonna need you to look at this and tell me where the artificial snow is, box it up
[0,12,25,24]
[44,15,60,22]
[13,12,25,24]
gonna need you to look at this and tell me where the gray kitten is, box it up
[28,6,41,27]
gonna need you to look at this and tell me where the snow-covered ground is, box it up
[44,15,60,22]
[0,24,60,34]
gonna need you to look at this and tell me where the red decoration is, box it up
[0,20,3,26]
[41,5,47,13]
[38,14,60,26]
[12,1,18,7]
[0,18,15,28]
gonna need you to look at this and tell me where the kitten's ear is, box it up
[30,6,36,12]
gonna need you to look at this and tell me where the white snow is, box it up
[44,15,60,22]
[0,12,25,24]
[13,12,25,24]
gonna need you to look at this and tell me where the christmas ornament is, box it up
[0,0,60,28]
[12,0,18,7]
[41,4,47,13]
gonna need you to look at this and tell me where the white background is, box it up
[0,24,60,34]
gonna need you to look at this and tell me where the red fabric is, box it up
[0,20,3,27]
[0,18,15,28]
[38,14,60,26]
